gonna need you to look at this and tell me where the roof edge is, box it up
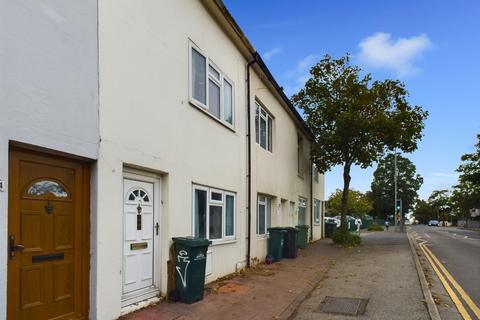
[204,0,315,141]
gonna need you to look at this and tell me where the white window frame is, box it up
[189,42,235,129]
[298,197,307,225]
[257,195,272,235]
[314,199,321,225]
[298,135,304,177]
[255,101,273,152]
[192,185,236,242]
[313,166,319,183]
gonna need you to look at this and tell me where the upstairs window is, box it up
[297,135,304,177]
[190,44,234,127]
[313,166,320,183]
[255,102,273,152]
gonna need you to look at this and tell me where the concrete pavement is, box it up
[122,238,344,320]
[291,230,430,320]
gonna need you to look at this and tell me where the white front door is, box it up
[123,179,155,295]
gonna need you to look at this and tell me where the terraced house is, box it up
[1,0,325,319]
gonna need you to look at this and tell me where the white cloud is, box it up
[263,47,282,61]
[283,54,320,96]
[358,32,432,76]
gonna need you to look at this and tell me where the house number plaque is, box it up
[130,242,148,250]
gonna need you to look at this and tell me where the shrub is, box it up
[368,223,384,231]
[332,229,361,247]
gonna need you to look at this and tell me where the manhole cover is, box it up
[316,296,369,316]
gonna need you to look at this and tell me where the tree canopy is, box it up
[413,199,435,224]
[428,189,452,221]
[451,134,480,217]
[370,153,423,218]
[327,189,373,217]
[291,54,428,232]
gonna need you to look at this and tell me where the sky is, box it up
[224,0,480,200]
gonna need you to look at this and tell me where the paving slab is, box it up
[123,238,343,320]
[291,230,430,320]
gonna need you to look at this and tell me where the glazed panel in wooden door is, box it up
[7,149,88,320]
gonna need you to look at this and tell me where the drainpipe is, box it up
[246,58,256,268]
[310,144,313,241]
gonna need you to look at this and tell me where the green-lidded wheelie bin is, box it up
[283,227,299,258]
[172,237,212,304]
[296,225,310,249]
[267,227,286,262]
[325,222,337,238]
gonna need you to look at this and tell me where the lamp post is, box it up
[394,151,398,229]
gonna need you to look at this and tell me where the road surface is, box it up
[411,225,480,319]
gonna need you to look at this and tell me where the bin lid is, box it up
[295,225,310,230]
[172,236,212,247]
[267,227,286,233]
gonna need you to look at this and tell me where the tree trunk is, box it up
[340,163,352,232]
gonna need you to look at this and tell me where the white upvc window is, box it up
[298,197,307,225]
[255,102,273,152]
[314,199,321,225]
[313,166,319,183]
[189,43,234,127]
[257,195,272,235]
[193,185,235,242]
[298,135,304,177]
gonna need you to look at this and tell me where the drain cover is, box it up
[316,296,369,316]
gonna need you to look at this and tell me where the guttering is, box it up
[246,58,256,268]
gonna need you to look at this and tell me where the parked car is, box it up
[325,217,341,227]
[439,221,452,227]
[427,220,439,226]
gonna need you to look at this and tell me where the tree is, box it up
[451,134,480,220]
[428,189,452,222]
[413,199,434,224]
[370,153,423,218]
[327,189,373,217]
[457,133,480,186]
[292,55,428,233]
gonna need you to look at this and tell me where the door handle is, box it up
[155,222,159,236]
[9,235,24,259]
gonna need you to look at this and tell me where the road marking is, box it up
[419,244,472,320]
[464,236,469,239]
[422,245,480,319]
[425,233,431,238]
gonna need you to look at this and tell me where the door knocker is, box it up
[44,201,54,214]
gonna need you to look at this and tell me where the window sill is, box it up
[189,100,236,133]
[297,174,304,180]
[210,239,237,247]
[256,234,268,240]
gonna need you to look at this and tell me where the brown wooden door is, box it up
[7,148,89,320]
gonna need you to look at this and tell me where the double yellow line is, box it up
[419,242,480,320]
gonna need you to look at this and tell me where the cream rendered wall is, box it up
[249,71,324,260]
[0,1,99,318]
[96,0,247,318]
